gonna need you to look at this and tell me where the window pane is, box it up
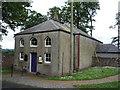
[21,40,24,45]
[49,41,51,45]
[46,42,49,45]
[48,58,51,62]
[46,58,49,61]
[46,54,48,57]
[45,53,51,62]
[31,38,37,46]
[21,52,24,58]
[45,37,51,46]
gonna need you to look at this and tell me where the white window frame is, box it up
[30,38,38,47]
[20,52,24,60]
[45,37,51,47]
[20,39,24,47]
[44,53,51,63]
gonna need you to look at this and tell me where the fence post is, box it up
[11,64,13,77]
[21,65,23,76]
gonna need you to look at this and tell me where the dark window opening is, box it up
[30,38,37,46]
[45,37,51,47]
[45,53,51,63]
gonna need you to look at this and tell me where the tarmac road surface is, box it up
[2,81,38,88]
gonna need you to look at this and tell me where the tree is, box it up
[82,2,100,36]
[2,2,47,33]
[47,2,100,35]
[110,12,120,49]
[47,6,61,21]
[2,2,31,31]
[22,10,47,30]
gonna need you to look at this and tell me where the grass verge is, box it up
[73,81,120,88]
[0,67,11,74]
[47,66,120,80]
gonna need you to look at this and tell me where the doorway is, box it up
[30,53,37,72]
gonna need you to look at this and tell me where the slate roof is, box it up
[15,20,102,43]
[15,20,88,35]
[96,44,120,53]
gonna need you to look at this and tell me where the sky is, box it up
[0,0,120,49]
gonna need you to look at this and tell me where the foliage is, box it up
[47,2,100,35]
[2,2,30,31]
[73,81,120,88]
[2,49,14,56]
[110,12,120,48]
[47,6,61,21]
[23,10,47,30]
[47,66,120,80]
[2,2,47,33]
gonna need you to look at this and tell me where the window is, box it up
[45,37,51,47]
[20,52,24,60]
[30,37,37,47]
[24,54,28,61]
[44,53,51,63]
[20,38,24,47]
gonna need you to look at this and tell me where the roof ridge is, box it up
[50,20,60,29]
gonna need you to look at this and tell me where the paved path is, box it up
[2,72,119,88]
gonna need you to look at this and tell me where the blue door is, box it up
[31,53,37,72]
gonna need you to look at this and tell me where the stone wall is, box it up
[14,31,60,77]
[92,57,120,67]
[2,55,14,67]
[78,35,102,70]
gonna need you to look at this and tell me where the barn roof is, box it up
[15,20,102,43]
[96,44,120,53]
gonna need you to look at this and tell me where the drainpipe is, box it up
[77,35,80,71]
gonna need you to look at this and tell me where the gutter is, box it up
[15,29,103,43]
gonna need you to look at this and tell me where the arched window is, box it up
[20,52,24,60]
[45,36,51,47]
[30,37,37,47]
[20,38,24,47]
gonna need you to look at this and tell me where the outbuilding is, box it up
[96,44,120,59]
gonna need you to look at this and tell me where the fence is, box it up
[92,57,120,67]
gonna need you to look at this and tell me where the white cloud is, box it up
[31,0,67,15]
[93,0,119,44]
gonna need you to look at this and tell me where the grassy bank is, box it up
[48,66,120,80]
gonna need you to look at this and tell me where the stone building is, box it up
[14,20,102,77]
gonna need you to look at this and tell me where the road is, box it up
[2,81,38,88]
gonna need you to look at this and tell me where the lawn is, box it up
[0,67,11,74]
[73,81,120,88]
[47,66,120,80]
